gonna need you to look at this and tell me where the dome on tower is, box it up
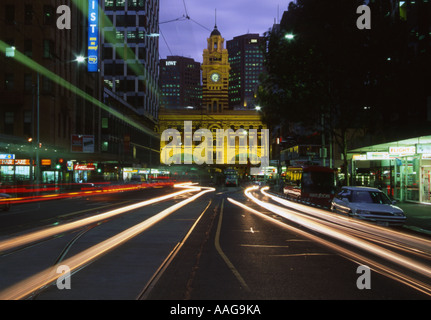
[211,25,221,36]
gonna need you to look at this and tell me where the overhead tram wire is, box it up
[159,29,173,56]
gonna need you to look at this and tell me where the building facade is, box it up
[159,56,202,109]
[227,34,265,109]
[0,0,102,184]
[0,0,161,185]
[158,25,267,179]
[101,0,160,121]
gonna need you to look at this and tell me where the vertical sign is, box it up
[88,0,99,72]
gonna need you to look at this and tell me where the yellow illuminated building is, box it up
[157,24,267,173]
[201,24,230,113]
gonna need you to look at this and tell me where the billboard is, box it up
[88,0,99,72]
[71,135,95,153]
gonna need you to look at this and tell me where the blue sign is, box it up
[0,154,15,160]
[88,0,99,72]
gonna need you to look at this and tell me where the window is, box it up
[25,5,33,24]
[42,76,53,93]
[115,0,126,8]
[24,74,32,93]
[23,111,32,136]
[5,74,14,90]
[24,39,32,57]
[4,112,14,134]
[5,5,14,25]
[43,5,55,25]
[103,46,113,60]
[43,39,54,58]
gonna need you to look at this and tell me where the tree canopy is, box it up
[257,0,422,180]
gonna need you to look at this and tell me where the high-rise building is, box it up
[201,25,230,113]
[159,56,201,109]
[227,34,265,109]
[101,0,160,120]
[0,0,101,183]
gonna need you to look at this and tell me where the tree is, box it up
[257,0,412,183]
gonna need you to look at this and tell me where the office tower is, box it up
[159,56,202,109]
[227,34,265,109]
[101,0,160,120]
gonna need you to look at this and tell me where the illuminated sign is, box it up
[0,154,15,160]
[74,164,96,171]
[352,154,367,160]
[0,159,30,165]
[389,146,415,154]
[41,159,52,166]
[366,152,389,160]
[88,0,99,72]
[166,61,177,66]
[417,144,431,154]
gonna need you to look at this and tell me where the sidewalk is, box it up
[395,202,431,236]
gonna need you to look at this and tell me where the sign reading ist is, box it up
[88,0,99,72]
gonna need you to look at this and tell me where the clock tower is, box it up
[202,24,230,113]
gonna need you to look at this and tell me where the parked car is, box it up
[331,186,406,226]
[0,193,11,211]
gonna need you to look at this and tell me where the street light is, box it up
[75,55,85,63]
[284,33,295,40]
[34,55,86,187]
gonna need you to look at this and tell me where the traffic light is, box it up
[56,158,65,170]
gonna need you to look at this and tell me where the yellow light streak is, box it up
[0,185,214,300]
[0,183,200,253]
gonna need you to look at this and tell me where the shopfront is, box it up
[349,136,431,204]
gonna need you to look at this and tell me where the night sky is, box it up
[159,0,293,63]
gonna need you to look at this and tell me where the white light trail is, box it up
[242,187,431,282]
[260,187,431,257]
[0,183,201,253]
[228,196,431,296]
[0,185,214,300]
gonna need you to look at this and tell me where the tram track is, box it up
[0,183,214,300]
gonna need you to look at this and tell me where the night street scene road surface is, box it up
[1,0,431,309]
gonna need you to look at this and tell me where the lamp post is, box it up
[34,55,86,187]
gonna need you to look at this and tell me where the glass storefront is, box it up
[349,136,431,204]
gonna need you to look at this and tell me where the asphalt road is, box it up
[146,187,431,300]
[0,184,430,301]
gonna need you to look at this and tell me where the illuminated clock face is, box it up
[210,72,220,82]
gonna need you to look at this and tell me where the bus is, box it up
[224,169,239,187]
[283,166,337,208]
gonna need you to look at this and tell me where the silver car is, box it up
[0,193,11,211]
[331,186,406,226]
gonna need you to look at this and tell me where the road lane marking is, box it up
[215,199,250,292]
[138,200,213,300]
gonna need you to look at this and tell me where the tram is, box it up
[283,166,337,208]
